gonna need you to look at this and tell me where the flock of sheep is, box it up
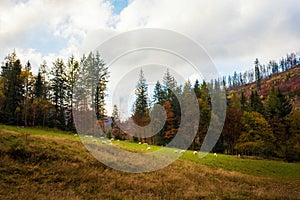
[78,134,219,157]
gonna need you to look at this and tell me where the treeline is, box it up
[0,50,299,162]
[111,71,299,162]
[0,51,109,131]
[222,53,300,89]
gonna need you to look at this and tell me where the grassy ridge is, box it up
[1,124,299,180]
[0,125,299,199]
[110,139,300,180]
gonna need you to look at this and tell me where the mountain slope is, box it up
[228,64,300,110]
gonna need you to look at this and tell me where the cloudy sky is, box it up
[1,0,300,114]
[1,0,300,75]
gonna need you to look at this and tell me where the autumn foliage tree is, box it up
[236,111,275,156]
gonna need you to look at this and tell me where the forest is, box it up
[0,50,299,162]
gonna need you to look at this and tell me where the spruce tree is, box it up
[1,52,23,124]
[254,58,261,90]
[50,58,68,129]
[132,69,149,126]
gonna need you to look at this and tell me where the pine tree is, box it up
[34,69,46,99]
[50,58,68,129]
[94,52,109,121]
[254,58,261,90]
[153,81,165,105]
[132,69,150,126]
[111,105,121,139]
[22,61,34,126]
[265,86,293,158]
[193,79,201,98]
[249,90,264,115]
[65,55,80,131]
[1,51,23,124]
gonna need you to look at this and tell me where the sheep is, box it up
[180,150,185,154]
[110,138,114,141]
[214,153,217,157]
[174,150,178,153]
[73,134,78,137]
[138,142,142,145]
[147,147,151,150]
[84,135,89,138]
[102,141,107,144]
[143,143,148,145]
[92,139,97,143]
[193,151,197,155]
[100,136,105,139]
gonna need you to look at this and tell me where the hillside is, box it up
[228,64,300,110]
[0,126,299,199]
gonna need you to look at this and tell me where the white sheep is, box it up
[147,147,151,150]
[143,143,148,145]
[73,134,78,137]
[174,150,178,153]
[92,139,97,142]
[193,151,197,155]
[180,150,185,154]
[102,141,107,144]
[214,153,217,157]
[138,142,142,145]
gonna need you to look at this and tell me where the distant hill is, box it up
[227,64,300,111]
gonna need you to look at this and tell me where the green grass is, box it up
[1,124,299,181]
[0,124,79,141]
[181,152,300,180]
[113,141,300,180]
[0,126,299,199]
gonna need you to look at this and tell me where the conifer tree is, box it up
[1,52,23,124]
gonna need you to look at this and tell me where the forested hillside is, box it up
[0,50,299,162]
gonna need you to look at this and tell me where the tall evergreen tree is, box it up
[50,58,68,129]
[22,61,34,126]
[249,90,264,115]
[132,69,149,126]
[1,52,23,124]
[94,52,109,120]
[153,81,165,105]
[65,55,80,131]
[193,79,201,98]
[254,58,261,90]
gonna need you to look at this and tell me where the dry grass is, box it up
[0,130,299,200]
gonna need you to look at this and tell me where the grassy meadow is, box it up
[0,125,299,199]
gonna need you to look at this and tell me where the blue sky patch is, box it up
[110,0,128,15]
[23,27,68,54]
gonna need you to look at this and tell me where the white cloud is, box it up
[115,0,300,74]
[0,0,115,73]
[1,0,300,77]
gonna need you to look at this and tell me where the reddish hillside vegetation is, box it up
[228,64,300,110]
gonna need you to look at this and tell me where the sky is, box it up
[1,0,300,113]
[1,0,300,74]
